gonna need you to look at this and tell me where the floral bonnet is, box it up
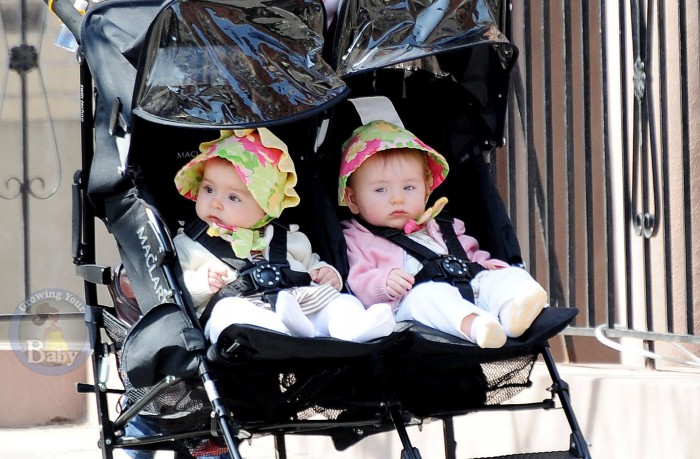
[337,120,450,206]
[175,128,300,221]
[174,129,299,257]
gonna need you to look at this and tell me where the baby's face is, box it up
[344,151,428,229]
[195,158,266,230]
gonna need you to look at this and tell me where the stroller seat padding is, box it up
[215,306,575,362]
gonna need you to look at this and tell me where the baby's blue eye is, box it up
[203,185,213,194]
[374,187,387,193]
[228,194,241,203]
[404,185,416,191]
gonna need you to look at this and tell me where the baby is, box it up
[339,120,547,348]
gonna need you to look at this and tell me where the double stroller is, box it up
[53,0,591,457]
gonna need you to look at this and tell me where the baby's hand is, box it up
[310,266,341,291]
[386,269,415,299]
[208,268,231,293]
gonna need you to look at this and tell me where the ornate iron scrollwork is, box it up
[1,1,62,296]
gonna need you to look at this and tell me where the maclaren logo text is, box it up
[137,225,170,303]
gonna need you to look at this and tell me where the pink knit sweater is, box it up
[343,219,508,309]
[341,218,509,309]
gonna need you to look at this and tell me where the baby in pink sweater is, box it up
[339,120,547,348]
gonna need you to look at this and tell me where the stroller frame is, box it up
[53,0,593,457]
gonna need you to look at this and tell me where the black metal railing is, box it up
[502,1,700,359]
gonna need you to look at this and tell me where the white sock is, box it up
[467,314,507,348]
[498,283,548,338]
[275,291,315,338]
[327,300,396,343]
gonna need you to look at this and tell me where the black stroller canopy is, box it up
[80,0,350,199]
[326,0,518,152]
[133,0,349,128]
[329,0,517,78]
[82,0,348,132]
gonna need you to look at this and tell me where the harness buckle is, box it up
[440,256,470,279]
[249,263,283,290]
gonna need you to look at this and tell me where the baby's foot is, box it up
[468,314,507,348]
[275,291,315,337]
[499,283,548,338]
[329,303,396,342]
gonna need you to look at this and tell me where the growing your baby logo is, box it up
[9,288,91,376]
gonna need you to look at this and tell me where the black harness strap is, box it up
[356,215,484,302]
[434,214,487,275]
[183,220,311,324]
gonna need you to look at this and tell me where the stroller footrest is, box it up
[76,382,124,395]
[76,383,95,393]
[76,264,112,285]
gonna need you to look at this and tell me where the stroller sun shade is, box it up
[132,0,349,128]
[330,0,517,78]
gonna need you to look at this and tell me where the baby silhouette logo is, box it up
[9,288,92,376]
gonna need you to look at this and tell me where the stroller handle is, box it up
[46,0,83,43]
